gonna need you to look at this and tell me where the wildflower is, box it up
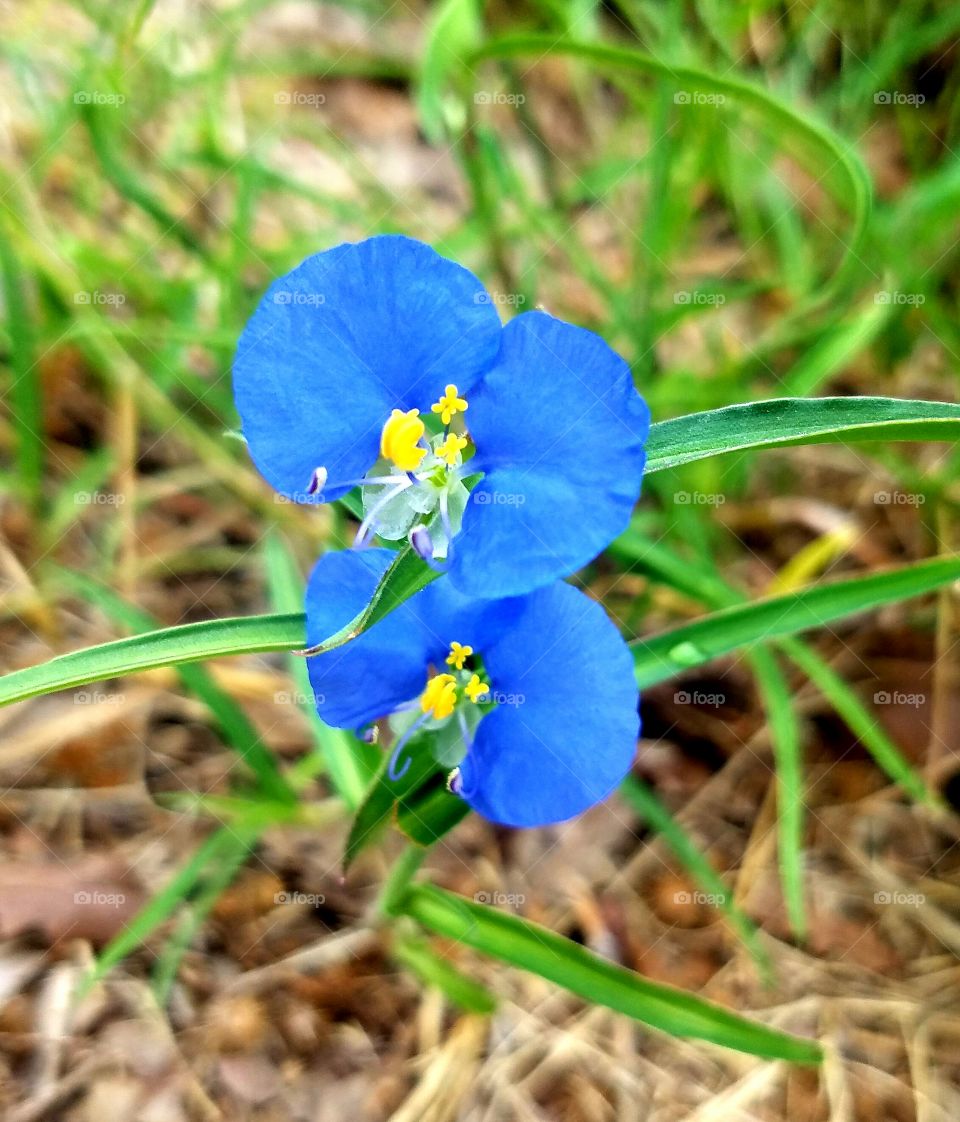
[234,235,649,597]
[303,548,640,828]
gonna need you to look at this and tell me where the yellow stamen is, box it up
[436,433,468,467]
[380,408,426,471]
[431,384,468,426]
[446,641,473,670]
[420,673,458,720]
[465,674,489,704]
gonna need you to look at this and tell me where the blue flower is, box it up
[234,235,649,598]
[303,548,640,828]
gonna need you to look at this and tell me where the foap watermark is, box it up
[73,90,125,106]
[674,690,725,708]
[75,690,124,706]
[475,291,526,307]
[674,490,725,506]
[74,291,126,306]
[874,690,925,708]
[673,91,726,106]
[274,690,322,706]
[874,91,925,107]
[474,91,526,106]
[274,891,326,906]
[472,490,525,507]
[874,291,925,306]
[875,890,924,908]
[874,490,925,507]
[474,890,525,908]
[273,290,325,306]
[74,890,126,907]
[674,890,727,906]
[492,690,525,708]
[75,490,125,506]
[275,90,326,107]
[674,291,726,306]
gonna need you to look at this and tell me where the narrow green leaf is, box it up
[0,613,305,709]
[296,545,438,656]
[399,884,821,1063]
[0,548,435,710]
[645,397,960,475]
[344,740,439,871]
[633,556,960,688]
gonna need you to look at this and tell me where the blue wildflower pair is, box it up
[234,235,650,827]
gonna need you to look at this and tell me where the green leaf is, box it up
[399,884,821,1063]
[0,612,306,709]
[344,740,440,871]
[645,397,960,475]
[633,556,960,688]
[0,547,437,711]
[296,544,438,656]
[397,777,471,848]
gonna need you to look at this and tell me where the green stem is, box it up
[378,844,428,918]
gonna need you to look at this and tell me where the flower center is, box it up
[420,642,490,719]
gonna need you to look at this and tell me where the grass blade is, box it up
[633,556,960,688]
[645,397,960,474]
[399,884,821,1063]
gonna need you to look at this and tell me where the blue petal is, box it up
[458,581,639,827]
[234,235,502,502]
[304,548,439,729]
[450,311,649,597]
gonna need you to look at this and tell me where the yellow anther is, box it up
[380,408,427,471]
[465,674,490,704]
[431,384,468,426]
[421,673,458,720]
[436,433,468,467]
[446,641,473,670]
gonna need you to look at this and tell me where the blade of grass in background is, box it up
[0,223,43,510]
[748,648,807,941]
[620,775,772,978]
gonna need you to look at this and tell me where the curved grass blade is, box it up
[473,35,871,297]
[633,555,960,688]
[399,884,821,1063]
[645,397,960,475]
